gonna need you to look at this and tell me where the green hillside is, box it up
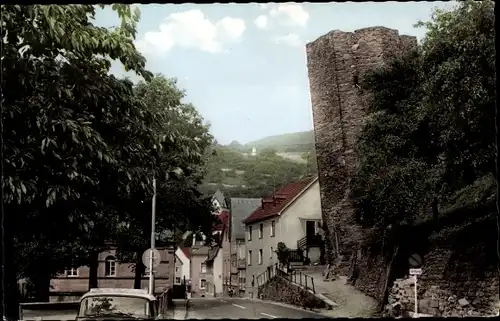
[202,144,316,198]
[244,130,315,153]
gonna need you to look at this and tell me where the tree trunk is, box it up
[134,250,145,289]
[32,274,51,302]
[379,245,400,312]
[3,222,20,320]
[88,250,99,290]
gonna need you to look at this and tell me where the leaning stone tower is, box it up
[306,27,417,267]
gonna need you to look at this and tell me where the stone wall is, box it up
[306,27,417,264]
[258,277,326,310]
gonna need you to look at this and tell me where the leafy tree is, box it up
[1,4,202,317]
[352,0,495,233]
[260,147,278,157]
[113,75,216,286]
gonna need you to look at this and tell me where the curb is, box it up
[240,297,333,317]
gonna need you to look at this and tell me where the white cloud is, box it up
[269,3,309,27]
[135,9,245,55]
[258,4,269,10]
[275,33,303,47]
[254,15,268,29]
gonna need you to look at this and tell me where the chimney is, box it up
[192,233,196,247]
[261,199,264,209]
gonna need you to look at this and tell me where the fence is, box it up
[285,269,315,293]
[255,263,315,294]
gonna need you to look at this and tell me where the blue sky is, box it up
[95,2,454,145]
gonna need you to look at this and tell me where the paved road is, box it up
[186,298,329,319]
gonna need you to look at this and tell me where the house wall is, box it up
[230,239,247,293]
[221,230,232,292]
[190,254,206,296]
[279,180,323,249]
[50,247,175,295]
[174,256,183,284]
[175,248,190,283]
[244,180,322,297]
[245,217,279,298]
[213,249,224,295]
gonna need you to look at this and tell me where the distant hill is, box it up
[201,144,316,198]
[244,130,315,153]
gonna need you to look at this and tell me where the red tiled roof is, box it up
[179,247,191,259]
[213,210,229,232]
[243,176,317,225]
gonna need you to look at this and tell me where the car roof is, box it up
[80,288,156,301]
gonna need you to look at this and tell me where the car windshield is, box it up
[78,296,152,318]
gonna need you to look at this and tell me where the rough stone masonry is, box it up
[306,27,417,265]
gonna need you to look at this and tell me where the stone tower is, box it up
[306,27,417,266]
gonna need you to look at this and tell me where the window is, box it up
[104,256,116,277]
[259,223,263,239]
[200,279,206,289]
[247,226,252,241]
[175,266,179,273]
[175,277,181,284]
[258,249,263,265]
[270,220,275,237]
[201,263,207,273]
[65,268,78,277]
[248,250,252,266]
[270,247,273,259]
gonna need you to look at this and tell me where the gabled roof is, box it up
[230,198,262,241]
[178,247,191,260]
[212,189,226,207]
[243,176,318,225]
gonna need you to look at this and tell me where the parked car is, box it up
[76,288,165,320]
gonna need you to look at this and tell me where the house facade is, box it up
[50,246,175,301]
[187,209,229,298]
[190,246,224,297]
[174,247,191,285]
[212,189,228,213]
[243,176,323,298]
[229,198,262,295]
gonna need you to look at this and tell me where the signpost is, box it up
[142,248,161,269]
[410,268,422,317]
[408,254,423,318]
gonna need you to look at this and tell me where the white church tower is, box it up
[251,146,257,156]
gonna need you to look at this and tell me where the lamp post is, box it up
[148,177,157,295]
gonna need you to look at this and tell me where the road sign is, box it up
[409,268,422,275]
[144,268,157,274]
[408,253,423,268]
[142,248,161,269]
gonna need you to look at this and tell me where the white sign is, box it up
[142,248,161,269]
[409,268,422,275]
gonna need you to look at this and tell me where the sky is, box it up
[95,2,454,145]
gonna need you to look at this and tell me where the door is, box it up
[306,221,316,241]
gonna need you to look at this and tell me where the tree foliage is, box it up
[352,0,496,229]
[2,4,214,314]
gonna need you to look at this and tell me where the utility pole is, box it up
[148,177,157,295]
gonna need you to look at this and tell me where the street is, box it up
[186,298,329,319]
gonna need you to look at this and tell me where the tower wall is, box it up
[306,27,417,265]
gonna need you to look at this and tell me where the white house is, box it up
[212,189,227,213]
[242,176,324,298]
[175,247,191,285]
